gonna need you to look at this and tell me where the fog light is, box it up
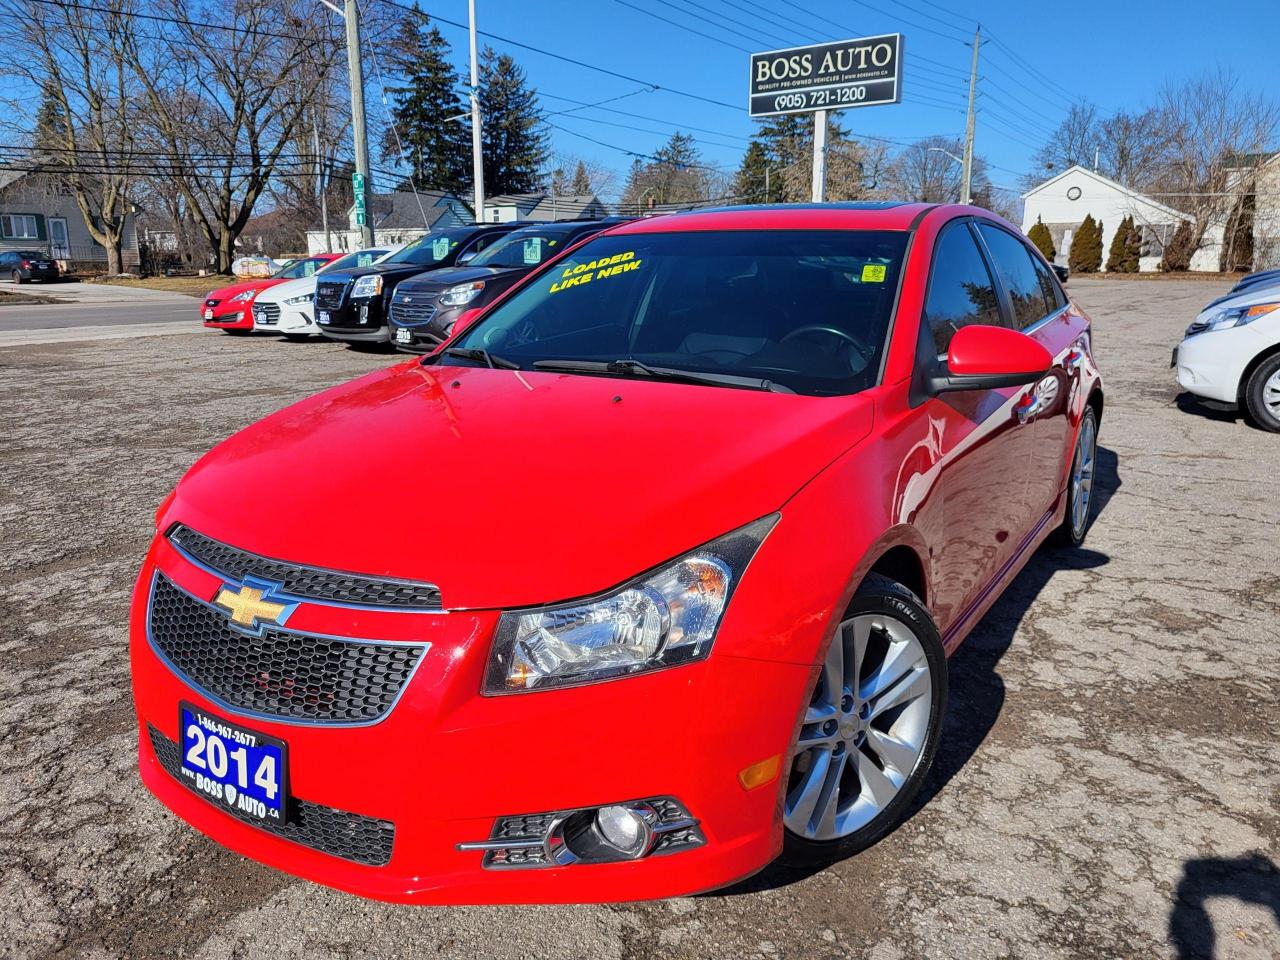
[596,804,653,858]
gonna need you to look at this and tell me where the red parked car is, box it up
[202,254,341,331]
[132,203,1103,904]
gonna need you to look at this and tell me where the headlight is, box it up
[1194,302,1278,335]
[351,275,383,298]
[228,290,255,303]
[483,515,778,694]
[440,281,485,306]
[283,293,313,305]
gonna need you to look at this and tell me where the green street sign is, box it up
[354,192,366,211]
[352,172,365,192]
[355,209,366,226]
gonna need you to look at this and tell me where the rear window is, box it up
[453,229,909,396]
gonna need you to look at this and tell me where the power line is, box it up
[609,0,750,52]
[843,0,969,43]
[657,0,794,48]
[540,92,748,141]
[712,0,810,44]
[23,0,332,44]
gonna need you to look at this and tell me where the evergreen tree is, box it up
[734,141,771,203]
[620,133,714,210]
[1070,214,1103,273]
[1122,218,1143,273]
[1105,215,1132,272]
[734,113,866,203]
[1027,217,1056,261]
[382,12,471,196]
[33,80,69,153]
[571,160,592,195]
[478,47,548,195]
[1160,220,1195,272]
[547,166,569,195]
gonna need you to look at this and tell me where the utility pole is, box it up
[960,25,980,205]
[344,0,374,245]
[468,0,486,223]
[811,109,827,202]
[313,116,331,252]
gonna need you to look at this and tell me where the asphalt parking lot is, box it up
[1,278,1276,960]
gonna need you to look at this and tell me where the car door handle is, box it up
[1015,392,1043,424]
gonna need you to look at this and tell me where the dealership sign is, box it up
[749,34,902,117]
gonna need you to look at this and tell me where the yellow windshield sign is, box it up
[861,263,887,283]
[549,251,641,293]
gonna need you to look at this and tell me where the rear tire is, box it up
[780,573,947,867]
[12,271,23,285]
[1049,405,1098,547]
[1242,354,1280,433]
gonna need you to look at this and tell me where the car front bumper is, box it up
[204,309,254,329]
[1174,326,1265,404]
[130,535,808,904]
[255,305,317,335]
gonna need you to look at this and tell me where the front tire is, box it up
[781,573,947,867]
[1243,354,1280,433]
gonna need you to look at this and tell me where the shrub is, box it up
[1027,218,1056,261]
[1069,214,1103,274]
[1106,216,1141,273]
[1160,220,1195,272]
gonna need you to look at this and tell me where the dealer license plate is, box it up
[394,327,412,344]
[318,310,330,325]
[203,308,214,320]
[179,702,288,824]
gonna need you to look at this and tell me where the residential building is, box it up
[305,190,472,254]
[482,193,608,223]
[0,161,140,271]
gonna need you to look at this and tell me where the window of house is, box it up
[1,214,40,240]
[923,222,1004,356]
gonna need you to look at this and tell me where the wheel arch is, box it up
[1237,341,1280,404]
[842,528,931,616]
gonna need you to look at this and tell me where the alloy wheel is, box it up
[1069,414,1097,538]
[784,614,933,841]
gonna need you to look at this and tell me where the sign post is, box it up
[748,34,902,201]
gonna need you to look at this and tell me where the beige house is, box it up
[0,162,139,271]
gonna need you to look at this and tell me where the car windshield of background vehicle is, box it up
[273,258,325,280]
[323,249,388,272]
[450,229,909,396]
[384,231,468,266]
[469,229,575,269]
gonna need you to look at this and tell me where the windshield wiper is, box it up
[442,347,520,370]
[531,358,793,393]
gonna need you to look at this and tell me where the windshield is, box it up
[272,257,327,280]
[384,231,471,266]
[451,229,908,396]
[469,228,580,269]
[322,249,388,273]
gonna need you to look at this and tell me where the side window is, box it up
[977,224,1053,330]
[1029,252,1065,314]
[923,222,1003,356]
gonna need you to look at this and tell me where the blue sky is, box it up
[406,0,1280,200]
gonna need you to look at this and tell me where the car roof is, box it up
[605,202,941,236]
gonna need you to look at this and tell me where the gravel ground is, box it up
[1,280,1276,960]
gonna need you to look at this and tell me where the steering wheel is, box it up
[780,324,861,347]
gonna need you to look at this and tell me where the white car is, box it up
[1175,281,1280,431]
[252,246,400,337]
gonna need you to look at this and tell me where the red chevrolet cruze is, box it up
[132,203,1103,904]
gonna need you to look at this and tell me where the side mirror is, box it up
[456,250,477,265]
[929,324,1052,395]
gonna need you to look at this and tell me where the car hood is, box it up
[1198,281,1280,318]
[254,275,316,303]
[165,362,874,609]
[322,261,442,284]
[206,277,284,301]
[398,265,521,292]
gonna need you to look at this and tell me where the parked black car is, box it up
[314,224,520,345]
[1,249,60,283]
[388,219,632,353]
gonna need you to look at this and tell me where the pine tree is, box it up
[733,141,771,204]
[571,160,592,195]
[382,12,471,196]
[1027,217,1056,261]
[478,47,548,195]
[734,113,866,203]
[33,80,69,153]
[1160,220,1195,272]
[1105,215,1132,272]
[1070,214,1103,274]
[1122,219,1143,272]
[620,133,713,210]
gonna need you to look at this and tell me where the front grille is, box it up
[148,725,395,866]
[315,280,348,310]
[167,524,442,610]
[148,574,426,724]
[389,297,437,327]
[254,303,280,325]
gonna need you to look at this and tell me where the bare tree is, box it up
[1097,109,1170,189]
[1,0,140,273]
[125,0,339,272]
[886,136,990,202]
[1032,101,1101,179]
[1152,69,1280,264]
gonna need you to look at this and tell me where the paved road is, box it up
[0,279,1276,960]
[0,280,198,333]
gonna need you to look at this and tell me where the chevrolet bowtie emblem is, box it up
[213,578,298,633]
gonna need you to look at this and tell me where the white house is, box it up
[1021,165,1221,273]
[306,190,472,254]
[482,193,608,223]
